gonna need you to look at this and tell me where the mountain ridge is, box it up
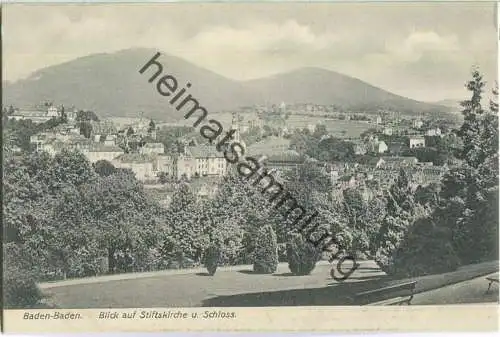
[3,48,451,121]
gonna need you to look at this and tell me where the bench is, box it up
[353,280,417,306]
[485,276,499,294]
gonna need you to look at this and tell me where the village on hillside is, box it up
[3,100,459,205]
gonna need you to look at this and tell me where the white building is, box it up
[409,136,426,148]
[84,144,124,163]
[140,142,165,155]
[426,128,442,137]
[413,119,424,129]
[383,127,393,136]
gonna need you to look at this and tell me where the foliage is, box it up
[415,183,440,207]
[386,70,499,276]
[76,110,99,122]
[374,213,412,274]
[3,244,45,308]
[78,121,93,138]
[93,160,117,177]
[286,233,321,275]
[374,170,415,273]
[3,149,163,280]
[204,244,221,275]
[253,225,279,274]
[452,186,499,264]
[390,217,461,277]
[3,116,66,151]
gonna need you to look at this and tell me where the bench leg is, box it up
[486,281,493,294]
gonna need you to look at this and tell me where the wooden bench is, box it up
[353,281,417,306]
[485,276,499,294]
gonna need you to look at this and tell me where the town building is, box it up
[408,135,426,148]
[352,142,367,155]
[112,153,158,182]
[83,143,124,163]
[187,145,227,177]
[426,128,442,137]
[140,143,165,155]
[263,150,304,173]
[8,104,62,124]
[376,140,388,153]
[104,135,117,146]
[376,156,419,169]
[383,127,393,136]
[412,119,424,129]
[90,119,117,139]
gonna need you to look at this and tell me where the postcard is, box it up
[2,1,499,333]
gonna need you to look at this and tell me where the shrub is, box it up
[4,265,45,309]
[253,225,278,274]
[374,214,411,274]
[391,218,461,277]
[287,233,321,275]
[3,244,45,309]
[204,244,220,275]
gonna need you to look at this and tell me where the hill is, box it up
[244,67,449,114]
[433,99,462,111]
[3,48,451,120]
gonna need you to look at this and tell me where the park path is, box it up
[413,272,499,305]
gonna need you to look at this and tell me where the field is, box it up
[286,115,376,138]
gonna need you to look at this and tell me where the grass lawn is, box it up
[41,260,498,308]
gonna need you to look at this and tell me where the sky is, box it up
[2,2,498,102]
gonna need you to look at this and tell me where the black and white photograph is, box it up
[2,1,499,317]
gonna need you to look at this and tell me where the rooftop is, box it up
[115,153,156,163]
[143,142,164,149]
[88,143,124,153]
[381,156,418,164]
[265,150,303,163]
[187,145,224,158]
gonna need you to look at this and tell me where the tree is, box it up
[76,110,99,122]
[93,160,117,177]
[440,70,499,263]
[163,183,207,264]
[388,169,415,214]
[148,119,156,133]
[79,122,93,139]
[457,69,487,168]
[253,225,278,274]
[415,183,440,207]
[203,244,221,275]
[386,70,499,276]
[287,233,321,275]
[390,217,460,277]
[127,127,135,136]
[374,170,416,274]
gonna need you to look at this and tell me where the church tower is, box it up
[231,113,245,149]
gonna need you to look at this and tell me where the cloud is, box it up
[2,3,497,101]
